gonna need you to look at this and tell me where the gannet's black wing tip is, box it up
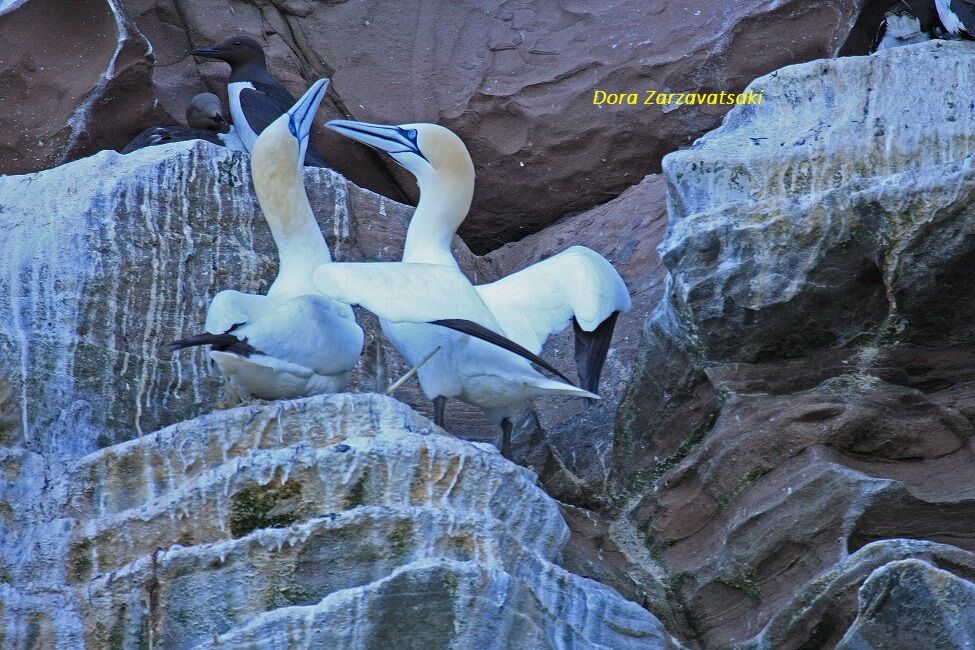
[161,332,259,357]
[573,311,621,396]
[431,318,574,385]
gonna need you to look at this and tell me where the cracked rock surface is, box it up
[3,0,874,251]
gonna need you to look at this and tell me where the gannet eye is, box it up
[407,129,417,140]
[234,40,242,46]
[288,121,297,138]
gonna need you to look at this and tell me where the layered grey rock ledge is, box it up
[615,40,975,647]
[3,393,679,648]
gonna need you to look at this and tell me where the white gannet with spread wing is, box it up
[164,79,363,400]
[315,120,630,456]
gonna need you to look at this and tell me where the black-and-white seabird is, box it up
[875,9,932,50]
[313,121,631,457]
[163,79,363,400]
[122,93,234,154]
[936,0,975,36]
[189,36,328,167]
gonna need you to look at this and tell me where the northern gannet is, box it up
[164,79,363,400]
[315,120,630,456]
[122,93,233,154]
[936,0,975,36]
[189,36,329,167]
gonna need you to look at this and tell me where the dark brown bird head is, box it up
[189,36,267,70]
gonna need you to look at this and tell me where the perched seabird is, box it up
[936,0,975,36]
[122,93,232,154]
[189,36,328,167]
[315,121,630,457]
[875,10,932,50]
[163,79,362,400]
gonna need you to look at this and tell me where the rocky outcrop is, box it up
[0,140,488,456]
[5,20,975,650]
[837,558,975,649]
[0,137,677,646]
[5,0,876,250]
[4,393,679,648]
[0,0,163,175]
[612,40,975,647]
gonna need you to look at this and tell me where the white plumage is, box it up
[936,0,971,36]
[319,120,630,454]
[167,79,363,400]
[476,246,631,355]
[227,81,261,152]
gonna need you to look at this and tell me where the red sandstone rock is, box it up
[2,0,872,251]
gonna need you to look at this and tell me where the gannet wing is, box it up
[313,262,583,383]
[237,295,363,378]
[205,290,274,335]
[475,246,631,394]
[312,262,502,329]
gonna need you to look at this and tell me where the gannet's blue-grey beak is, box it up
[287,78,330,158]
[326,119,426,162]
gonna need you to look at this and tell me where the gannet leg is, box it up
[500,418,513,459]
[433,396,446,428]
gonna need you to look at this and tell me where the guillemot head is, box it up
[325,120,474,188]
[190,35,266,69]
[185,93,230,133]
[252,78,330,170]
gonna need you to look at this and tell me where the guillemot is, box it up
[163,79,362,400]
[189,36,329,167]
[122,93,232,154]
[875,9,932,50]
[314,121,630,457]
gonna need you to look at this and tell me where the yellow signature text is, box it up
[593,89,764,107]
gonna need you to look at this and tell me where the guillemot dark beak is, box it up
[189,47,222,59]
[326,119,425,161]
[287,78,330,144]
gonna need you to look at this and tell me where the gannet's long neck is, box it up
[252,151,330,296]
[403,170,474,268]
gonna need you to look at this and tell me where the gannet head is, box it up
[325,120,475,193]
[252,78,330,171]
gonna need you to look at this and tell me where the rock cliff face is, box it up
[3,394,677,648]
[2,0,877,251]
[614,40,975,647]
[4,22,975,650]
[0,140,677,647]
[0,140,491,456]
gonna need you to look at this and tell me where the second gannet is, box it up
[164,79,362,400]
[314,120,629,456]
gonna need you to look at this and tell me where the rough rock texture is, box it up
[837,559,975,649]
[610,40,975,648]
[0,0,164,175]
[0,140,489,456]
[6,22,975,650]
[2,393,678,648]
[0,138,677,645]
[4,0,875,250]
